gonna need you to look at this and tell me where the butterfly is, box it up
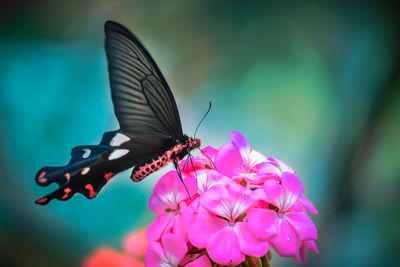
[35,21,202,205]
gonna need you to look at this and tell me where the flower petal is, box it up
[285,212,317,241]
[299,195,318,214]
[247,208,277,239]
[177,176,198,202]
[148,193,169,214]
[172,206,195,241]
[146,213,175,241]
[188,208,227,248]
[153,172,197,209]
[185,255,212,267]
[199,184,229,218]
[274,158,296,174]
[161,233,188,266]
[202,146,218,161]
[180,146,218,175]
[215,143,244,178]
[200,184,254,220]
[230,131,251,161]
[257,162,282,179]
[305,239,319,254]
[264,172,304,211]
[144,241,168,267]
[235,222,270,257]
[207,226,245,265]
[263,179,283,208]
[248,150,267,168]
[281,172,304,209]
[294,240,318,264]
[153,171,178,199]
[180,157,207,175]
[270,219,298,257]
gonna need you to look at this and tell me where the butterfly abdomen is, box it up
[131,140,195,182]
[131,154,169,182]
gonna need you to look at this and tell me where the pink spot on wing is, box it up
[105,172,114,183]
[65,173,70,181]
[38,172,47,183]
[85,184,97,198]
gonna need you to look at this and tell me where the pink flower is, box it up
[83,131,319,266]
[145,233,188,267]
[215,131,267,183]
[122,228,147,258]
[82,247,144,267]
[188,183,270,265]
[248,172,318,257]
[146,171,197,242]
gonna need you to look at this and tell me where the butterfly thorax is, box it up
[131,135,200,182]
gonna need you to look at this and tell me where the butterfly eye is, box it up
[193,138,201,148]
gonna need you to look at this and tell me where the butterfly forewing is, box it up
[105,21,183,139]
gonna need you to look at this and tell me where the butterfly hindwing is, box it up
[35,131,128,205]
[35,131,177,205]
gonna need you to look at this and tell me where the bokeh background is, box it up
[1,1,399,266]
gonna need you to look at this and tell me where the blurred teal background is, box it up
[1,1,399,266]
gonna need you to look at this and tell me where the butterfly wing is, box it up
[35,131,174,205]
[105,20,183,139]
[35,21,185,204]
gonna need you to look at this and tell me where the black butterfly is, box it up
[35,21,201,205]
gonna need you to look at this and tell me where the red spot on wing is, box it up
[85,184,97,198]
[36,197,48,204]
[62,187,72,200]
[65,173,70,181]
[105,172,114,183]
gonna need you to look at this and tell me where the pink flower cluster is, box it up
[145,131,318,266]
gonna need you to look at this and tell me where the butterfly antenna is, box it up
[199,147,217,170]
[194,102,212,139]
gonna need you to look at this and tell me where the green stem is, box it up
[260,254,271,267]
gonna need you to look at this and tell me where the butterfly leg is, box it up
[173,157,184,182]
[173,157,192,200]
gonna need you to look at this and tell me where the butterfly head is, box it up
[184,136,201,150]
[193,138,201,149]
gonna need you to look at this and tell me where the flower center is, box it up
[165,208,179,215]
